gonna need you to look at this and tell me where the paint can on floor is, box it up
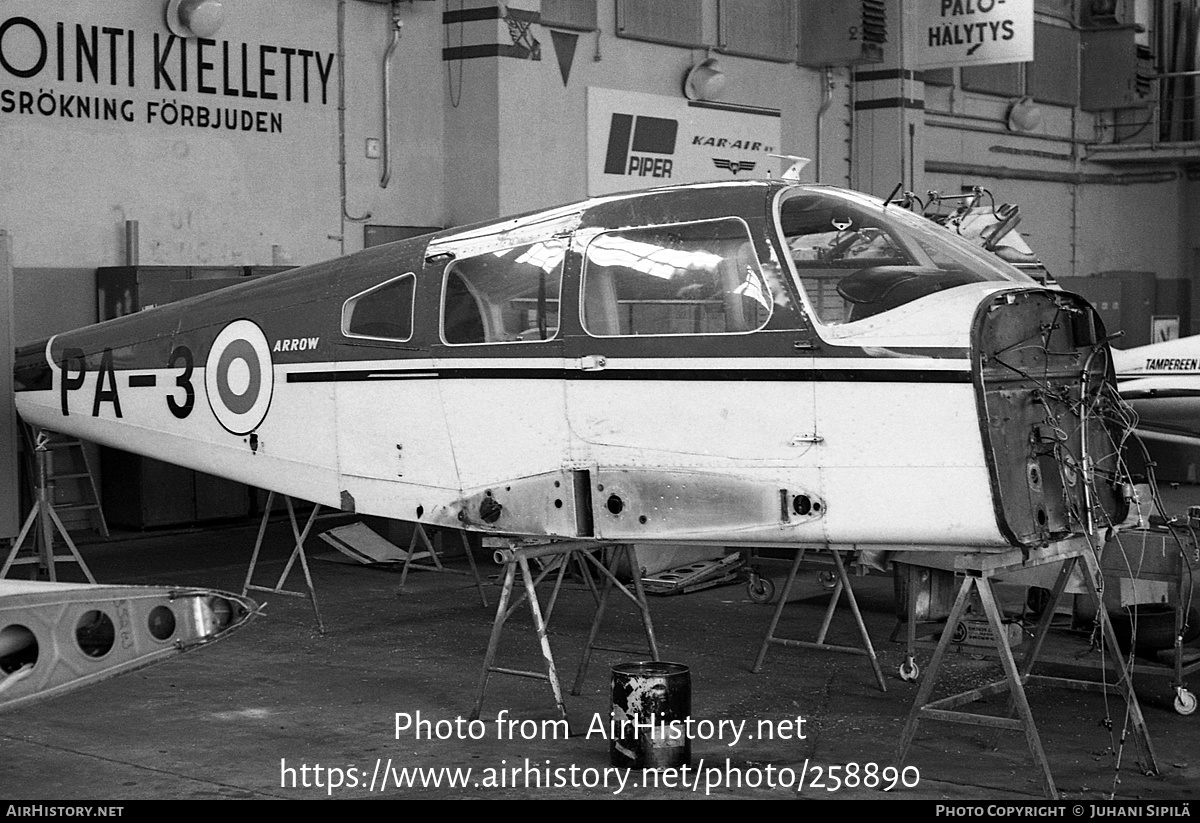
[609,661,691,769]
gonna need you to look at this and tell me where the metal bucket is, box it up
[609,661,691,769]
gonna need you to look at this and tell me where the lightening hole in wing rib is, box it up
[0,624,38,673]
[148,606,177,641]
[76,610,115,658]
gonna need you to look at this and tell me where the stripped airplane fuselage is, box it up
[13,181,1127,555]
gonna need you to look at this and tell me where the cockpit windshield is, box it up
[775,187,1033,325]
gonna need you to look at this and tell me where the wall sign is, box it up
[1152,315,1181,343]
[918,0,1034,70]
[587,87,782,197]
[0,13,335,134]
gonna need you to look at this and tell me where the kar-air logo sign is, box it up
[712,158,756,175]
[603,113,678,179]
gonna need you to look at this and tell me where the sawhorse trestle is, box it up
[398,522,489,608]
[470,542,659,724]
[243,492,325,632]
[752,548,886,692]
[895,545,1159,800]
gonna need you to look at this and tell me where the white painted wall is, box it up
[437,0,847,221]
[1075,180,1182,279]
[922,62,1184,283]
[0,0,445,269]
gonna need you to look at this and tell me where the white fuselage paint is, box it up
[15,346,1001,548]
[1112,335,1200,439]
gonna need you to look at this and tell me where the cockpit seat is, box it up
[838,265,977,322]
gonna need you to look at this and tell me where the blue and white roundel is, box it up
[205,319,274,435]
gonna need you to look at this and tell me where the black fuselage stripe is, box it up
[1120,389,1200,400]
[285,368,972,384]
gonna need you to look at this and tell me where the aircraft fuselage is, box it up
[14,181,1128,555]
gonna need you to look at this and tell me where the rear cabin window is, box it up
[581,217,771,337]
[342,273,416,341]
[441,240,565,344]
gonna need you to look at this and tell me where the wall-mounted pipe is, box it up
[338,0,371,255]
[814,66,833,183]
[124,220,139,266]
[381,4,403,189]
[926,160,1178,186]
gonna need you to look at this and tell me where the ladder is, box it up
[2,428,97,582]
[27,427,109,538]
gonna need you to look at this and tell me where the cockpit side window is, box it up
[580,217,771,337]
[778,189,1022,325]
[440,239,566,345]
[342,273,416,341]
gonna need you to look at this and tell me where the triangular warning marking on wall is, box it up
[550,30,578,86]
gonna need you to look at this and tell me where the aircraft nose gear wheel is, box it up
[747,574,775,604]
[1174,687,1197,716]
[899,657,920,682]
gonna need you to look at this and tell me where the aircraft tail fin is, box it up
[1112,333,1200,375]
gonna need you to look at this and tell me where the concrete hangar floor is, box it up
[1,494,1198,802]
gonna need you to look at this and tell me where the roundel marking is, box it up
[216,339,261,415]
[204,319,274,435]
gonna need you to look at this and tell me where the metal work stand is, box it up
[398,522,489,608]
[896,545,1159,800]
[242,492,324,632]
[892,561,954,683]
[752,548,886,691]
[470,541,659,723]
[1,431,96,583]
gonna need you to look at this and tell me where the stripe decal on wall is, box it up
[442,44,534,61]
[443,6,506,24]
[443,4,541,61]
[853,97,925,112]
[853,68,925,83]
[443,6,540,24]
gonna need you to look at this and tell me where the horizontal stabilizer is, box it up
[318,522,409,565]
[0,580,255,714]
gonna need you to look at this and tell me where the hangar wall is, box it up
[0,0,445,271]
[3,0,1200,537]
[852,0,1198,349]
[1,1,1193,316]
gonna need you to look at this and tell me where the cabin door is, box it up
[563,222,823,543]
[426,237,576,537]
